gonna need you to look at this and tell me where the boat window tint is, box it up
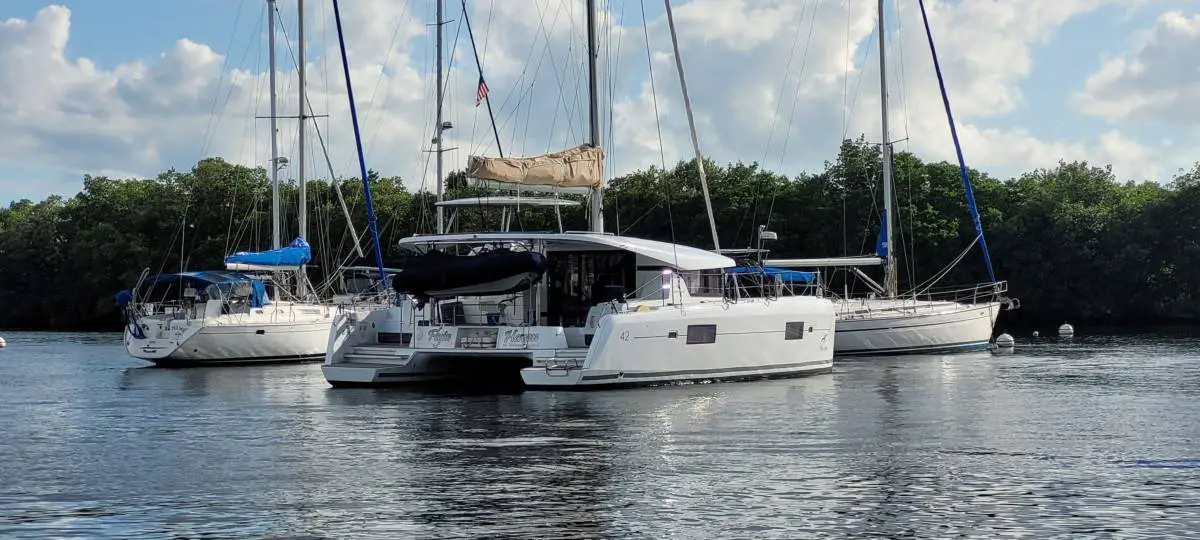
[785,322,805,340]
[686,324,717,344]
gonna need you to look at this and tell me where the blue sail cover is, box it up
[875,211,889,258]
[224,236,312,270]
[727,266,816,284]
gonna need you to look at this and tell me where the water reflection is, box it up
[1,334,1199,538]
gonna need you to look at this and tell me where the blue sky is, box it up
[1,0,1197,204]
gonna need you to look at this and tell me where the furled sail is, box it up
[466,144,604,189]
[224,236,312,271]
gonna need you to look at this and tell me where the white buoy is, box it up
[995,333,1015,348]
[0,337,6,348]
[1059,323,1074,337]
[1032,330,1040,338]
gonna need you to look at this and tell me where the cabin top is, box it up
[395,232,735,271]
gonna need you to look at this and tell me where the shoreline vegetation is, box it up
[3,138,1198,332]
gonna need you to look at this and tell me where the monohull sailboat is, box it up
[118,0,366,366]
[768,0,1016,355]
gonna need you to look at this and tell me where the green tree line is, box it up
[2,138,1198,331]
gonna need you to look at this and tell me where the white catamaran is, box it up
[320,0,838,389]
[768,0,1014,356]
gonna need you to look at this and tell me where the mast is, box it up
[585,0,603,233]
[435,0,446,234]
[877,0,897,297]
[268,0,280,253]
[332,0,388,286]
[296,0,309,298]
[267,0,281,302]
[663,0,719,252]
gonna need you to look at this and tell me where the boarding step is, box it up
[352,345,411,357]
[343,352,412,365]
[554,348,589,360]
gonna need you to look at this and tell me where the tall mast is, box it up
[296,0,309,298]
[268,0,280,252]
[877,0,897,297]
[585,0,603,233]
[663,0,718,252]
[435,0,446,234]
[332,0,388,286]
[267,0,281,302]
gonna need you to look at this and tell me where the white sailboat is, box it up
[321,0,838,388]
[768,0,1013,356]
[119,0,344,366]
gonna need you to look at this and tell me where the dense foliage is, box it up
[2,138,1198,331]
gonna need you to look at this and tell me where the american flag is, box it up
[475,76,489,107]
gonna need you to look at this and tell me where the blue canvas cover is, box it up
[726,265,816,284]
[122,271,270,307]
[224,236,312,269]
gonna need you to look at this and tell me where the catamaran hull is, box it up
[125,320,331,366]
[833,301,1001,356]
[322,297,837,389]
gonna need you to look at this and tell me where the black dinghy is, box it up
[393,247,548,299]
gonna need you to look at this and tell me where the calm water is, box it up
[0,332,1198,538]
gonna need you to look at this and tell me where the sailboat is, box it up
[118,0,347,366]
[320,0,838,388]
[768,0,1014,356]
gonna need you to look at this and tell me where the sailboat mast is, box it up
[268,0,281,253]
[585,0,603,233]
[296,0,309,298]
[267,0,281,302]
[663,0,719,252]
[435,0,446,234]
[877,0,897,298]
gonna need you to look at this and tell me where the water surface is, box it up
[0,332,1197,538]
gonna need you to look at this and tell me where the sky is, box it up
[0,0,1197,204]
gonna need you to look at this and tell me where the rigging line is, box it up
[842,23,875,141]
[760,1,810,166]
[228,25,266,256]
[844,27,873,142]
[198,0,251,160]
[775,0,822,170]
[893,0,917,283]
[606,0,629,188]
[841,0,852,142]
[530,0,585,146]
[762,0,821,234]
[274,8,362,260]
[360,0,417,167]
[916,0,996,283]
[561,0,586,149]
[468,2,506,155]
[911,233,979,295]
[640,0,680,274]
[201,4,263,161]
[460,1,503,158]
[893,0,912,144]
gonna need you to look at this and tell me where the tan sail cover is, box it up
[466,144,604,188]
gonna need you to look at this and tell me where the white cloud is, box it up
[1077,10,1200,124]
[0,0,1192,206]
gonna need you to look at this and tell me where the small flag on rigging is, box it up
[475,76,489,107]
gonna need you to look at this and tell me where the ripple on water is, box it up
[0,333,1198,538]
